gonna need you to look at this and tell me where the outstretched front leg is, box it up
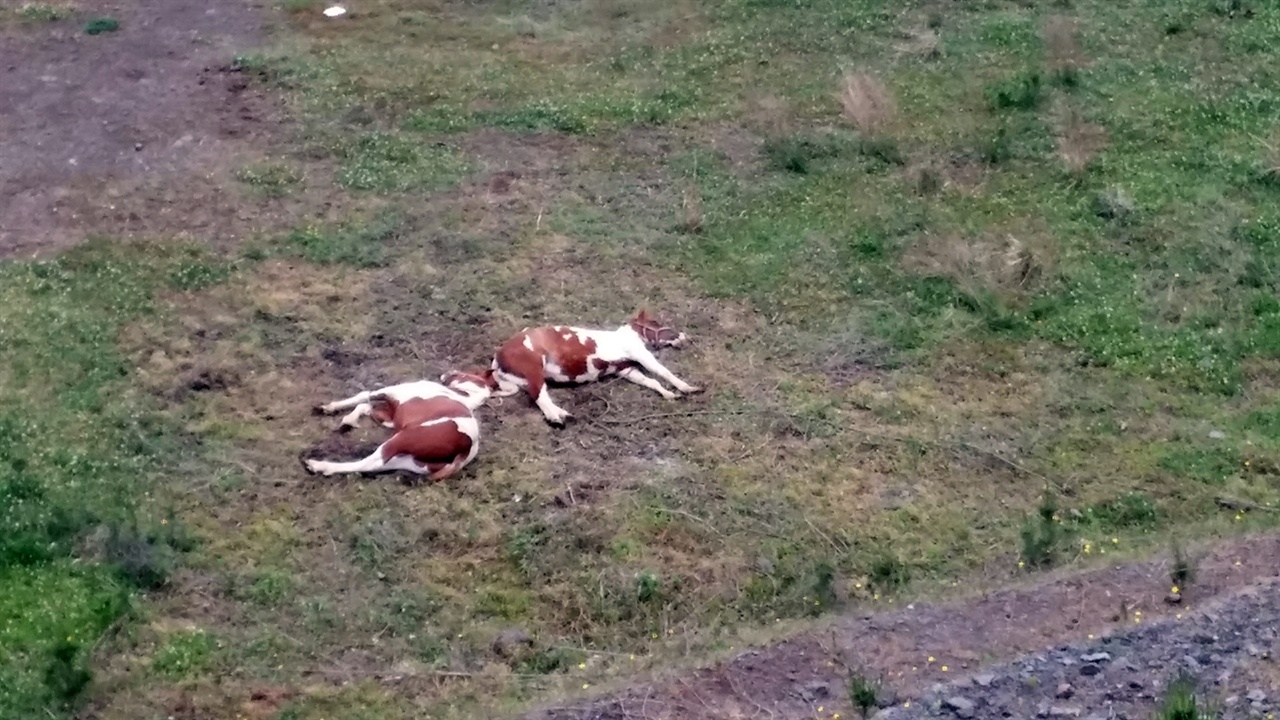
[617,367,679,399]
[629,347,702,395]
[314,390,373,417]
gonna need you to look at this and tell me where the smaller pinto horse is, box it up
[302,369,493,480]
[489,309,702,426]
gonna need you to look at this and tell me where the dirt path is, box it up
[518,533,1280,720]
[0,0,273,257]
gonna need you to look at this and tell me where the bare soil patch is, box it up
[0,0,277,257]
[520,533,1280,720]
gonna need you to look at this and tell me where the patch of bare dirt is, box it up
[0,0,280,257]
[518,532,1280,720]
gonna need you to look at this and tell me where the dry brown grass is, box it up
[1053,103,1108,178]
[901,231,1056,303]
[1042,14,1087,74]
[838,71,897,137]
[741,92,793,138]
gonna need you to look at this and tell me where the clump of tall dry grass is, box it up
[680,182,704,235]
[902,232,1055,301]
[839,72,897,137]
[1255,133,1280,187]
[1056,110,1108,177]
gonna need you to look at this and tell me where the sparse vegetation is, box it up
[1171,541,1197,588]
[235,161,304,197]
[848,668,883,719]
[1157,671,1220,720]
[8,0,1280,717]
[15,2,73,22]
[82,16,117,34]
[1021,491,1067,569]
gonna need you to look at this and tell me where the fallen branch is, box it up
[593,409,748,425]
[1215,496,1278,513]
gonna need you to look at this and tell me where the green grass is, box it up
[12,0,1280,718]
[0,241,228,717]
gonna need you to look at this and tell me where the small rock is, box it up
[490,629,533,658]
[1049,707,1082,718]
[1128,679,1145,690]
[944,696,976,719]
[1079,664,1102,677]
[1247,690,1267,703]
[803,681,831,700]
[1165,592,1182,605]
[1056,683,1074,699]
[974,673,996,688]
[1080,652,1112,663]
[1225,696,1240,707]
[134,142,143,151]
[1209,429,1226,440]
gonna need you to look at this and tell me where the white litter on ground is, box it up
[323,5,347,17]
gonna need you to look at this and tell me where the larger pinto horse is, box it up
[487,309,702,425]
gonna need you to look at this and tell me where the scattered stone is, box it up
[1165,591,1182,605]
[1248,689,1267,703]
[1079,663,1102,677]
[1080,652,1111,664]
[1049,707,1082,718]
[1055,683,1074,699]
[1225,696,1240,707]
[944,696,975,718]
[974,673,996,688]
[1209,429,1226,440]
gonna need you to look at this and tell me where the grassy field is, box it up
[5,0,1280,717]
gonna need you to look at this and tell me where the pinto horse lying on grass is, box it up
[302,370,493,481]
[488,309,702,425]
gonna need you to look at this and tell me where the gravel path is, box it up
[881,580,1279,720]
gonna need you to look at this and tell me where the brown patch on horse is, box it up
[495,326,599,383]
[379,420,473,465]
